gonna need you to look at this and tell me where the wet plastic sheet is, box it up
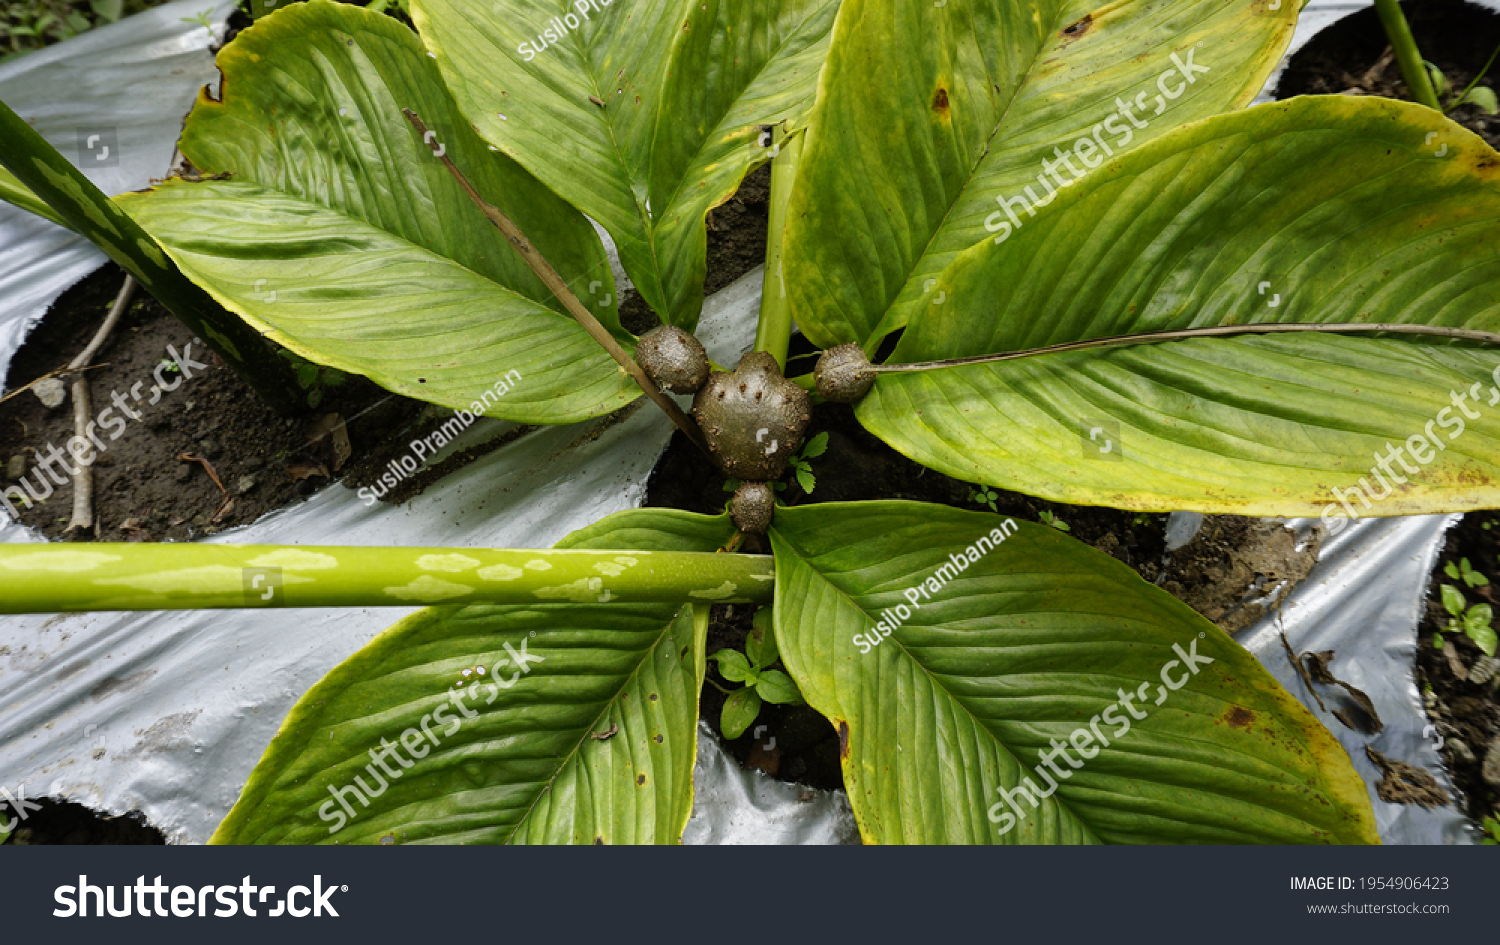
[1234,515,1471,844]
[684,723,860,845]
[0,0,238,392]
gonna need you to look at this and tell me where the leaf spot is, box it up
[1223,706,1255,729]
[1059,14,1092,44]
[932,86,950,116]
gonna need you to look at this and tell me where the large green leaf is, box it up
[783,0,1298,349]
[861,96,1500,516]
[411,0,840,329]
[770,501,1378,844]
[212,507,736,845]
[118,0,634,425]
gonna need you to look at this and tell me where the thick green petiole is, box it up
[754,126,804,372]
[1373,0,1442,110]
[0,544,774,613]
[0,166,70,228]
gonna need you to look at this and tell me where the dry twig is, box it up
[64,277,135,533]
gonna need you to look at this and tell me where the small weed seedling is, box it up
[1438,584,1498,657]
[1482,815,1500,845]
[783,432,828,495]
[968,484,999,513]
[710,608,803,739]
[1039,510,1070,533]
[180,8,213,34]
[1445,558,1489,588]
[1424,46,1500,117]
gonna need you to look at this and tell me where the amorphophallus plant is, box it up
[3,0,1498,844]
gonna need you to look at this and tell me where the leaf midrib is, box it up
[771,524,1101,842]
[858,1,1079,350]
[775,519,1359,841]
[870,0,1229,349]
[506,603,690,844]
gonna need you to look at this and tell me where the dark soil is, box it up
[1161,518,1320,635]
[220,0,413,50]
[1277,0,1500,151]
[1417,513,1500,835]
[1275,0,1500,845]
[0,264,426,542]
[1,797,163,845]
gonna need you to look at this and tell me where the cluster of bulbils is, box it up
[634,327,877,534]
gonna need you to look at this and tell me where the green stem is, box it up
[1447,41,1500,115]
[1374,0,1442,110]
[875,321,1500,374]
[0,98,303,416]
[0,544,775,613]
[754,126,803,372]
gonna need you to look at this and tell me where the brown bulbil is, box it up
[692,351,811,480]
[636,325,709,395]
[814,343,876,403]
[730,481,775,534]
